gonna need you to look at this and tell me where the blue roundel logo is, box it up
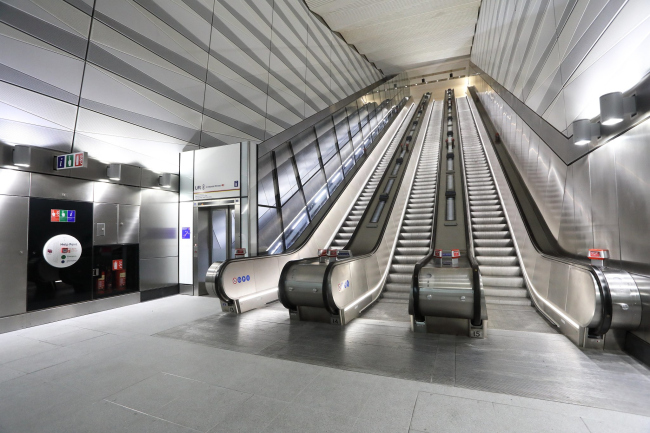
[246,275,250,281]
[237,277,241,283]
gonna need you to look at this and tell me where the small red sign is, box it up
[434,249,443,258]
[112,259,123,270]
[451,249,460,258]
[74,152,84,167]
[318,249,328,257]
[51,209,60,222]
[588,249,609,260]
[327,249,338,258]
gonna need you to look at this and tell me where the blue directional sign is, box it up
[67,210,76,222]
[181,227,191,239]
[56,155,65,169]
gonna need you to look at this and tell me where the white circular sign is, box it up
[43,235,82,268]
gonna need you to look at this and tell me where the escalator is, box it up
[458,98,528,307]
[410,90,644,347]
[374,101,441,306]
[278,94,434,325]
[329,111,410,249]
[208,98,416,314]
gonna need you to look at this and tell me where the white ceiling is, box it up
[306,0,482,74]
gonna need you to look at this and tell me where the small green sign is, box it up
[59,210,67,222]
[66,155,74,168]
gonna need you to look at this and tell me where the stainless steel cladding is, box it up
[465,94,644,347]
[118,205,140,244]
[93,203,118,245]
[30,174,93,202]
[0,195,29,317]
[140,189,178,259]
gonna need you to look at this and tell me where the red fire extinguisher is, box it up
[115,269,126,291]
[96,271,105,295]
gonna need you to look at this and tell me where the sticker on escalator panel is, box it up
[338,280,350,292]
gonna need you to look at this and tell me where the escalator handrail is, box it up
[411,98,447,322]
[278,102,420,312]
[466,87,613,334]
[455,96,483,327]
[214,101,412,304]
[320,96,433,314]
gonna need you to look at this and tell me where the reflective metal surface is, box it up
[93,182,141,205]
[140,257,178,291]
[466,93,644,347]
[214,103,417,313]
[140,188,178,259]
[0,195,28,317]
[30,174,93,202]
[93,203,118,245]
[0,168,30,196]
[118,204,140,244]
[205,262,223,298]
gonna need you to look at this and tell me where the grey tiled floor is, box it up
[0,296,648,433]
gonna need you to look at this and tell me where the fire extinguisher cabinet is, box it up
[92,245,139,299]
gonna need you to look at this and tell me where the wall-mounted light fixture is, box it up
[159,173,172,188]
[599,91,636,125]
[107,163,121,181]
[572,119,601,146]
[13,145,31,167]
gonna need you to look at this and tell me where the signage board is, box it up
[234,248,246,258]
[181,227,191,239]
[193,143,241,200]
[54,152,88,170]
[43,234,82,268]
[112,259,124,270]
[51,209,76,222]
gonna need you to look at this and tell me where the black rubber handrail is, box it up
[467,86,613,335]
[410,97,447,323]
[317,95,432,314]
[214,100,411,304]
[455,93,483,327]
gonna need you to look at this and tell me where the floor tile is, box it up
[581,415,650,433]
[209,395,289,433]
[0,365,25,384]
[293,368,377,418]
[410,392,498,433]
[151,379,251,432]
[262,405,357,433]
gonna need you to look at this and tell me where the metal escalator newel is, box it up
[588,249,609,267]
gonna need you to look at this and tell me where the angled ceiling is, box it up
[306,0,482,74]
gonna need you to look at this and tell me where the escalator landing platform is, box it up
[158,301,650,417]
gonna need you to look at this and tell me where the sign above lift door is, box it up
[193,143,241,200]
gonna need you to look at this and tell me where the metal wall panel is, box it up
[587,142,619,266]
[570,155,593,255]
[615,120,650,275]
[0,169,30,197]
[93,182,141,205]
[118,204,140,244]
[30,174,93,202]
[0,195,28,317]
[93,203,118,245]
[140,257,178,291]
[140,188,178,259]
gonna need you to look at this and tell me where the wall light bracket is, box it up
[107,163,122,181]
[599,92,637,126]
[13,145,31,167]
[159,173,172,188]
[572,119,601,146]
